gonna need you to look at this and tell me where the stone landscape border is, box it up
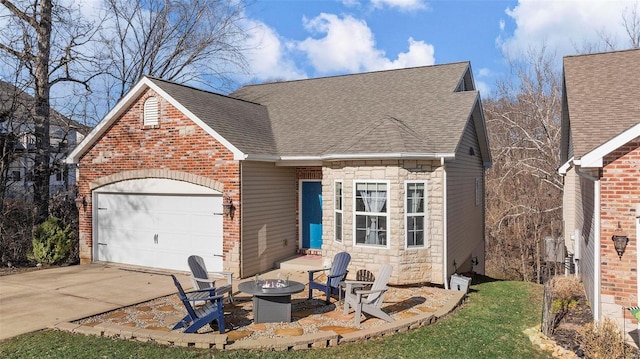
[50,291,465,352]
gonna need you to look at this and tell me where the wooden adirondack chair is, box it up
[170,274,226,334]
[343,264,394,325]
[308,251,351,304]
[187,255,234,304]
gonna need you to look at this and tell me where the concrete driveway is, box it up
[0,263,193,340]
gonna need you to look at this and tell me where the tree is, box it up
[97,0,249,113]
[0,0,100,222]
[484,46,563,282]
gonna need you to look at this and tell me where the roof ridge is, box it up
[238,61,471,89]
[564,47,640,59]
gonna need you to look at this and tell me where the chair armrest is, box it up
[354,287,388,296]
[344,280,374,293]
[191,275,216,287]
[327,272,347,280]
[308,267,331,281]
[186,293,224,303]
[308,268,330,275]
[209,271,233,285]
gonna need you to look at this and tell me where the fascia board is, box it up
[278,152,456,162]
[557,158,573,175]
[66,79,151,163]
[580,122,640,168]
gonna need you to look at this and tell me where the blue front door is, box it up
[301,181,322,249]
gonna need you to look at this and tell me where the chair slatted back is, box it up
[366,264,393,304]
[328,252,351,288]
[188,255,210,290]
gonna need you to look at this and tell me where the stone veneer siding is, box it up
[600,140,640,339]
[321,160,444,285]
[76,88,242,276]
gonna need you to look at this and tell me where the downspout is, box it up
[575,165,600,322]
[442,156,449,289]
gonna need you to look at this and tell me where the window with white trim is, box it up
[334,180,343,242]
[405,181,427,248]
[354,181,388,247]
[143,97,159,126]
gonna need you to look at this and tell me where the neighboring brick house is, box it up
[559,48,640,343]
[67,62,491,286]
[0,80,86,198]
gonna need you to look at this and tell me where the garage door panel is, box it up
[95,191,223,272]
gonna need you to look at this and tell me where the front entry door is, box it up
[301,181,322,249]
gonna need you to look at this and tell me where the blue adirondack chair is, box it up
[170,274,225,334]
[308,251,351,304]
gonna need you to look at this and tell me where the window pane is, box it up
[407,183,425,213]
[407,215,424,247]
[335,212,342,241]
[335,182,342,210]
[355,215,387,246]
[355,182,387,213]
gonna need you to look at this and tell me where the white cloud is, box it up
[475,68,493,98]
[371,0,428,11]
[242,19,307,82]
[475,80,491,99]
[297,13,434,74]
[500,0,640,57]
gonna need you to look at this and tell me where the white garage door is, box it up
[94,179,223,272]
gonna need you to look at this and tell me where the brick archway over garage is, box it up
[89,169,225,192]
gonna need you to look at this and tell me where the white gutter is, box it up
[575,165,600,321]
[442,156,449,289]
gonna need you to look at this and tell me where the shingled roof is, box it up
[68,62,487,163]
[147,78,276,156]
[562,48,640,162]
[231,62,480,158]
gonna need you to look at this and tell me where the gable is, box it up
[66,77,257,163]
[563,49,640,164]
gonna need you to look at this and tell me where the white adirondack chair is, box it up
[343,264,394,325]
[187,255,234,304]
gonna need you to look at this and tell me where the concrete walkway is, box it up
[0,263,191,340]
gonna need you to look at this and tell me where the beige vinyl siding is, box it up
[562,168,577,254]
[240,161,297,277]
[576,172,596,313]
[446,112,485,277]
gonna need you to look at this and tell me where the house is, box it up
[559,48,640,341]
[66,61,491,285]
[0,80,86,198]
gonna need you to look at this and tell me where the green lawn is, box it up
[0,278,550,359]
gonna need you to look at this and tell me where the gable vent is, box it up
[143,97,159,126]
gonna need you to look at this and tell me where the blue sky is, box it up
[237,0,640,97]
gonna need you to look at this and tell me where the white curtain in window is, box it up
[360,190,386,244]
[410,193,421,213]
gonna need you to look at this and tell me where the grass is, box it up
[0,277,550,359]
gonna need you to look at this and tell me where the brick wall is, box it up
[601,140,640,333]
[76,88,241,275]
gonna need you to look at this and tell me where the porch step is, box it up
[276,255,324,272]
